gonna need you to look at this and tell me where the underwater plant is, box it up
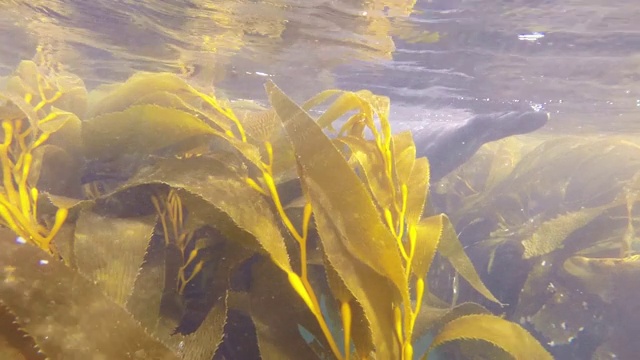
[0,58,551,359]
[433,134,640,359]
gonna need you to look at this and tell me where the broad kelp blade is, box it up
[412,302,490,346]
[0,229,179,360]
[247,259,325,360]
[521,205,615,259]
[322,256,375,358]
[0,304,44,360]
[125,205,232,359]
[437,214,501,304]
[428,314,553,360]
[87,72,196,117]
[411,214,444,278]
[74,210,155,306]
[110,156,292,273]
[82,104,217,162]
[265,80,407,300]
[307,187,399,358]
[2,60,87,128]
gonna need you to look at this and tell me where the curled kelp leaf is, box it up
[0,228,179,360]
[428,314,553,360]
[106,156,293,273]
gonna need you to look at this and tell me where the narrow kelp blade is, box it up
[437,214,501,304]
[428,314,553,360]
[0,228,179,360]
[266,80,406,358]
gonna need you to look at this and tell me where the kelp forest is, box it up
[0,49,631,360]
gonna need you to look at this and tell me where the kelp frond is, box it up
[0,58,553,360]
[0,61,72,254]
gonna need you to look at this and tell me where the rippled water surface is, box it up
[2,0,638,132]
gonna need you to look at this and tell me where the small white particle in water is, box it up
[255,71,270,77]
[568,336,575,342]
[39,259,49,265]
[578,326,584,332]
[541,260,546,266]
[548,341,555,346]
[518,32,545,41]
[15,237,27,244]
[582,301,588,309]
[561,322,567,330]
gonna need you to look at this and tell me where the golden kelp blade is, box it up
[266,80,407,358]
[428,314,553,360]
[82,104,217,161]
[265,80,407,298]
[0,228,179,360]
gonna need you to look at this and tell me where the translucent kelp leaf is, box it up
[126,209,233,359]
[116,157,292,273]
[412,214,444,278]
[437,214,501,304]
[74,210,155,306]
[82,104,217,161]
[323,256,375,358]
[428,314,553,359]
[87,72,196,117]
[30,144,83,198]
[561,254,640,303]
[521,205,614,259]
[0,229,179,360]
[337,135,394,211]
[405,157,430,225]
[392,131,416,185]
[247,259,325,360]
[0,304,44,360]
[412,302,491,345]
[266,80,407,298]
[311,200,398,358]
